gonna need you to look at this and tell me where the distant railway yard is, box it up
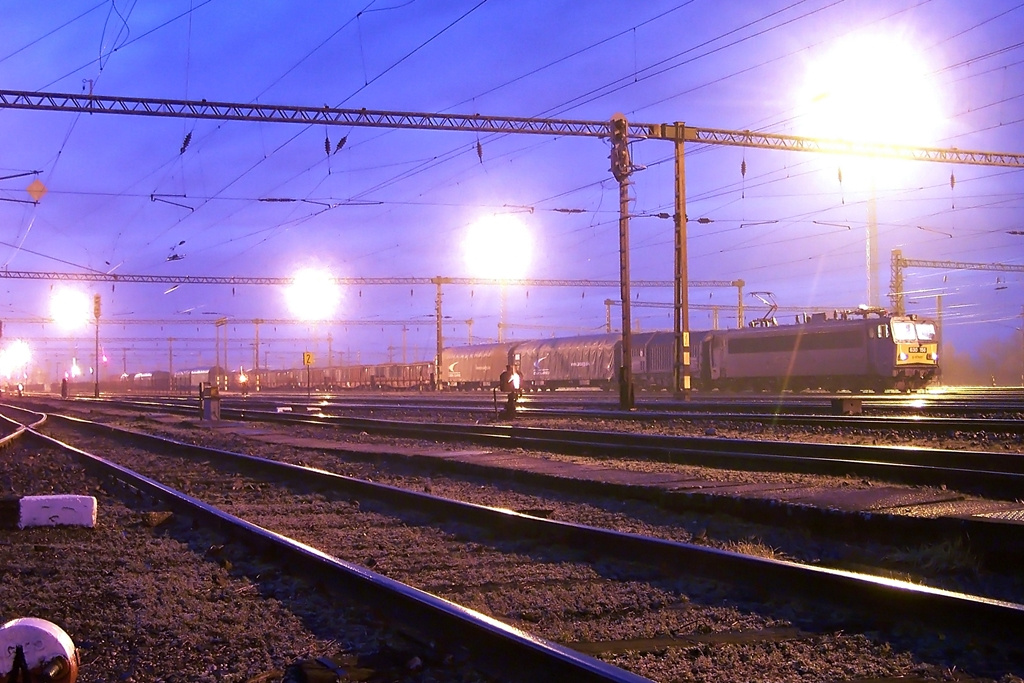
[1,387,1022,682]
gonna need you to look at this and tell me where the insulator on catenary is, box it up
[180,132,192,154]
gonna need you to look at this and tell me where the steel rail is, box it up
[232,396,1024,433]
[73,393,1024,432]
[14,414,650,683]
[0,405,47,443]
[31,411,1024,649]
[227,407,1024,495]
[60,397,1024,498]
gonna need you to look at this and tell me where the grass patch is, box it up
[883,537,980,575]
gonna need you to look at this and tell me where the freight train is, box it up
[151,308,937,394]
[166,361,435,393]
[442,308,938,393]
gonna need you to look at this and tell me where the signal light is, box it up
[609,113,631,182]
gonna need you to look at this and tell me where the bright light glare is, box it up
[0,340,31,379]
[464,214,533,279]
[800,34,944,146]
[286,268,340,321]
[50,288,92,330]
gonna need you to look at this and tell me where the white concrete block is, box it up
[18,495,97,528]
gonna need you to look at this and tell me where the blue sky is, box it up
[1,0,1022,379]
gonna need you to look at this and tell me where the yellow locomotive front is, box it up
[888,315,939,390]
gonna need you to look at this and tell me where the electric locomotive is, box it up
[697,308,938,392]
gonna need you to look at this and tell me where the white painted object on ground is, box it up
[18,494,97,528]
[0,617,79,681]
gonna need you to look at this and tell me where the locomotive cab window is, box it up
[916,322,937,341]
[891,320,918,341]
[876,324,890,339]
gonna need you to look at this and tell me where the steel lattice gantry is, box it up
[5,90,1023,166]
[890,248,1024,315]
[5,89,1024,401]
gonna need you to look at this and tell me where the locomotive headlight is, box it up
[929,352,938,361]
[899,352,909,361]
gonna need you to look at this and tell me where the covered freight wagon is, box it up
[441,342,515,389]
[515,333,620,390]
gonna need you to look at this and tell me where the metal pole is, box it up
[499,284,506,343]
[618,177,634,409]
[94,319,100,398]
[214,322,220,385]
[435,278,443,391]
[867,179,878,307]
[735,280,745,328]
[936,294,944,386]
[673,132,691,399]
[891,249,905,315]
[93,294,100,398]
[254,320,261,392]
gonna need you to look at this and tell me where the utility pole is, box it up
[434,278,443,391]
[93,294,101,398]
[499,284,506,343]
[672,124,690,399]
[867,179,879,307]
[253,320,261,392]
[936,294,943,386]
[214,317,227,389]
[611,114,635,409]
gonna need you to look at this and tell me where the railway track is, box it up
[29,396,1024,566]
[85,390,1024,434]
[238,387,1024,416]
[71,396,1024,500]
[2,405,645,683]
[4,402,1024,680]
